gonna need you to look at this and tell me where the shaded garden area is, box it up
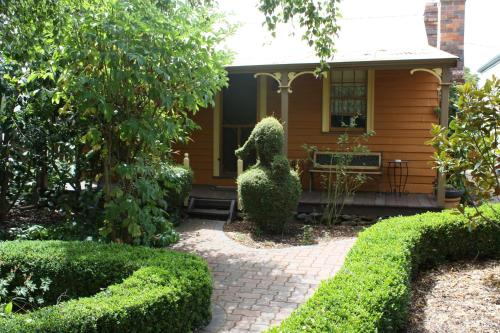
[0,0,227,246]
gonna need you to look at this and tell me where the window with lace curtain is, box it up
[330,69,368,130]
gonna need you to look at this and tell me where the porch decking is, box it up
[189,185,440,216]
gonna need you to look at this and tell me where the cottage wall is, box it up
[175,69,440,194]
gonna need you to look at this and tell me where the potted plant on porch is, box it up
[433,178,465,209]
[444,183,465,209]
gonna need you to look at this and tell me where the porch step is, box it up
[187,197,236,223]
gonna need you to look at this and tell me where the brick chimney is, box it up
[424,0,466,81]
[424,2,439,48]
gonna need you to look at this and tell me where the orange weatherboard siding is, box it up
[176,69,440,194]
[174,107,234,187]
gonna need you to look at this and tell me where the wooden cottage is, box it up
[176,1,463,214]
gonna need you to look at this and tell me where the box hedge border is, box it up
[0,240,212,332]
[268,206,500,332]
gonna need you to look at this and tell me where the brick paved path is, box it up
[172,219,356,333]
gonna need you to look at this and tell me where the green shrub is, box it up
[267,205,500,332]
[236,117,301,234]
[157,163,193,225]
[0,240,212,332]
[236,117,284,166]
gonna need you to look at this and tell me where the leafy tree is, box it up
[55,0,230,244]
[0,0,78,221]
[464,67,480,86]
[429,76,499,226]
[1,0,230,245]
[258,0,341,65]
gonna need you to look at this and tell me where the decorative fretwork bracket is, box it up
[410,68,451,91]
[254,71,324,93]
[254,72,282,93]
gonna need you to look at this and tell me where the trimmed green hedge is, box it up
[268,206,500,332]
[0,241,211,332]
[236,117,302,234]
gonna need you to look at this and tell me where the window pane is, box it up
[342,70,354,82]
[332,70,342,83]
[354,100,362,113]
[355,70,366,83]
[330,69,368,129]
[356,85,366,97]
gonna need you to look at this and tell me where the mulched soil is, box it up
[223,218,364,248]
[1,207,64,230]
[407,260,500,333]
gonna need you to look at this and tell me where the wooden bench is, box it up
[308,151,383,192]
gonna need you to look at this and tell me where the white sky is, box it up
[464,0,500,73]
[217,0,500,72]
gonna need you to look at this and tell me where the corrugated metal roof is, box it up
[220,0,457,68]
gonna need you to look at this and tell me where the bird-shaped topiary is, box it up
[235,117,301,234]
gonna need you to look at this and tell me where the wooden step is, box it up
[189,208,231,218]
[187,197,236,223]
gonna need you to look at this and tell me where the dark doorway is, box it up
[221,74,257,176]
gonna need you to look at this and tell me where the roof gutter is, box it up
[477,54,500,73]
[226,57,458,73]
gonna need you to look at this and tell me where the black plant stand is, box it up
[387,160,408,195]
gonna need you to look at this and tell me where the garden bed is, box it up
[266,205,500,333]
[407,260,499,333]
[224,218,364,248]
[0,240,212,333]
[2,206,64,228]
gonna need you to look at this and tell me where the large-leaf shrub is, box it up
[429,76,499,225]
[0,0,230,245]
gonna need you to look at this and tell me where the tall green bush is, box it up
[0,2,82,221]
[0,0,230,245]
[236,117,301,234]
[429,76,499,226]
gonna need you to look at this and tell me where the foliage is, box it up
[448,67,481,120]
[429,76,499,226]
[236,117,301,234]
[157,164,193,226]
[57,0,228,245]
[0,0,229,244]
[0,0,85,222]
[463,67,480,86]
[0,267,51,315]
[99,160,178,245]
[298,225,315,245]
[266,204,500,333]
[258,0,341,65]
[0,240,212,332]
[303,124,374,225]
[5,225,49,241]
